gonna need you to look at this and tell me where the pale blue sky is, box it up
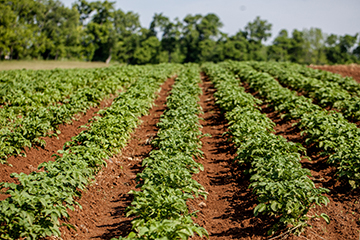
[61,0,360,42]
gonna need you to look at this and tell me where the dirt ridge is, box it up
[59,78,174,239]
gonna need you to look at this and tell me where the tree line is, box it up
[1,0,359,65]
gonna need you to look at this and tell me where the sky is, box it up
[60,0,360,43]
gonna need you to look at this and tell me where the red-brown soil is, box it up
[58,78,174,239]
[52,67,360,240]
[2,65,360,239]
[0,97,115,201]
[309,64,360,83]
[189,75,277,239]
[241,78,360,239]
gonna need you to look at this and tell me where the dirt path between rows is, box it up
[241,81,360,240]
[0,97,115,201]
[5,66,358,239]
[59,78,174,239]
[189,74,277,239]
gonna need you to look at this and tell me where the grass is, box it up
[0,60,110,71]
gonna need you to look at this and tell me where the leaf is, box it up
[270,201,279,212]
[320,213,330,224]
[254,203,267,216]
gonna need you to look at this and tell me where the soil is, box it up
[0,97,115,201]
[309,64,360,83]
[189,75,277,239]
[1,65,360,239]
[58,77,174,239]
[241,80,360,240]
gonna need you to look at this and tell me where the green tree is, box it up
[112,9,141,63]
[244,16,272,44]
[288,29,306,63]
[180,13,223,63]
[353,37,360,62]
[0,0,39,59]
[302,27,327,64]
[181,14,202,63]
[75,0,117,62]
[215,32,249,62]
[243,16,272,61]
[149,13,184,63]
[36,0,82,60]
[133,35,161,64]
[268,29,291,61]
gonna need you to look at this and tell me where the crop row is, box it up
[0,64,178,239]
[249,61,360,120]
[222,61,360,189]
[0,66,153,108]
[0,65,169,163]
[280,62,360,97]
[202,63,329,234]
[0,66,139,125]
[115,64,208,240]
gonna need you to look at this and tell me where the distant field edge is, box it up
[0,60,112,71]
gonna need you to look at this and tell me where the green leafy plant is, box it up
[0,63,180,239]
[203,62,329,235]
[116,64,208,240]
[222,60,360,189]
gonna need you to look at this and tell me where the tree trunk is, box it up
[106,48,112,64]
[10,47,13,60]
[168,50,172,63]
[105,55,111,64]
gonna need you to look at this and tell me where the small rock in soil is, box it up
[198,202,207,208]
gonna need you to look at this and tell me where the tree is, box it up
[112,9,141,63]
[149,13,183,63]
[180,13,223,63]
[242,16,272,61]
[302,28,327,64]
[268,29,291,61]
[0,0,40,59]
[244,16,272,44]
[74,0,117,62]
[36,0,83,60]
[353,37,360,62]
[181,14,202,63]
[288,29,305,63]
[133,35,161,64]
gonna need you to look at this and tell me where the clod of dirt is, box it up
[198,202,207,208]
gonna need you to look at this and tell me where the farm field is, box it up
[0,62,360,239]
[309,64,360,84]
[0,60,109,71]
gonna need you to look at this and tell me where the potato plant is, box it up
[223,61,360,188]
[114,64,208,240]
[0,64,180,239]
[249,61,360,120]
[203,63,329,234]
[0,65,170,163]
[280,62,360,97]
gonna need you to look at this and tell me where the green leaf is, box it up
[270,201,279,212]
[254,203,266,216]
[320,213,330,224]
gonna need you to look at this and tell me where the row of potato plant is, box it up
[114,64,208,240]
[249,61,360,121]
[202,63,329,235]
[0,65,161,163]
[222,61,360,189]
[280,62,360,97]
[0,64,179,239]
[0,66,139,125]
[0,66,151,108]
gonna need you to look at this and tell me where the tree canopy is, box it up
[0,0,359,65]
